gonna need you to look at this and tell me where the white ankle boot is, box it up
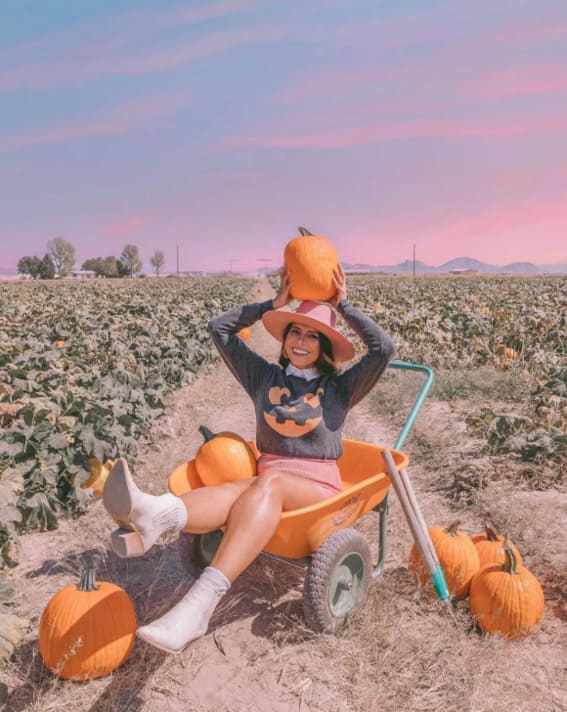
[137,577,223,653]
[102,458,187,558]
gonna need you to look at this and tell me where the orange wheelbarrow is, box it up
[168,362,439,632]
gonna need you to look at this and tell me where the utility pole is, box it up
[226,259,240,274]
[413,243,416,281]
[176,244,180,278]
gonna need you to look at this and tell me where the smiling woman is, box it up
[100,259,396,654]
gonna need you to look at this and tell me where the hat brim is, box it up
[261,309,355,362]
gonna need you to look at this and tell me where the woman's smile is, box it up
[285,323,321,368]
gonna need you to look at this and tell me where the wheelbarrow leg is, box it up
[371,494,389,579]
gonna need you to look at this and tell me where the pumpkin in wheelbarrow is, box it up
[194,425,257,486]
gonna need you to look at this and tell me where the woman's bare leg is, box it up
[211,470,329,582]
[136,470,329,653]
[179,478,254,534]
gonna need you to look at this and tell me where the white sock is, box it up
[136,567,231,653]
[169,493,188,530]
[133,491,187,536]
[200,566,231,594]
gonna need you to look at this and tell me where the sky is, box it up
[1,0,567,274]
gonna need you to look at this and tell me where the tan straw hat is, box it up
[262,301,355,362]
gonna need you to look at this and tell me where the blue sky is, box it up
[1,0,567,273]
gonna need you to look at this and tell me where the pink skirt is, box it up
[257,454,343,496]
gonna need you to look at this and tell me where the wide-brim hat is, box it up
[262,301,355,362]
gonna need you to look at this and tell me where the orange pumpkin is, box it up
[39,568,136,680]
[284,226,339,301]
[194,425,257,486]
[472,526,523,567]
[237,326,253,341]
[409,521,480,600]
[469,542,544,639]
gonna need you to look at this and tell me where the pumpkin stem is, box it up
[297,226,313,236]
[199,425,217,443]
[445,521,461,537]
[502,538,519,575]
[485,526,500,542]
[79,567,99,592]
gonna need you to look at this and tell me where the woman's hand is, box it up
[272,269,293,309]
[328,263,347,308]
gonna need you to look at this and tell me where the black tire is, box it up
[177,530,223,578]
[303,528,372,633]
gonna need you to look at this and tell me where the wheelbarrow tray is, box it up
[168,438,408,560]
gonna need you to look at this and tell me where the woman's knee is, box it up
[245,470,284,501]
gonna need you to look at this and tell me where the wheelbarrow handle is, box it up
[387,361,434,451]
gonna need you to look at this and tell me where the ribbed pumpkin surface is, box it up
[39,578,136,680]
[195,431,257,486]
[471,527,523,567]
[469,555,544,639]
[409,522,480,600]
[284,234,339,301]
[237,326,252,341]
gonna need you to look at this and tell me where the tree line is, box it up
[17,238,166,279]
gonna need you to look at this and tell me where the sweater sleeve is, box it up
[208,299,277,398]
[335,300,396,409]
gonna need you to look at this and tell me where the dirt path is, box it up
[4,280,565,712]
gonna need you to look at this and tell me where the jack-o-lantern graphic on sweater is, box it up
[263,386,325,437]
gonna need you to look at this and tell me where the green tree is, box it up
[81,256,120,277]
[150,250,165,276]
[81,257,104,275]
[38,254,56,280]
[102,256,119,278]
[118,244,142,277]
[17,255,41,279]
[47,237,75,277]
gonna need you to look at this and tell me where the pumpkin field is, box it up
[0,274,566,711]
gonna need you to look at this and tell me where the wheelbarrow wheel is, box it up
[177,530,223,578]
[303,528,372,633]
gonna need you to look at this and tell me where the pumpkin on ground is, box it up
[469,541,544,639]
[81,458,116,498]
[472,526,523,567]
[39,568,136,680]
[237,326,252,341]
[409,521,480,600]
[283,226,340,301]
[194,425,257,486]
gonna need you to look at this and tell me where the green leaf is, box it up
[47,433,68,450]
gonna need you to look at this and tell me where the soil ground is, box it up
[2,280,566,712]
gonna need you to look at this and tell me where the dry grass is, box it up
[2,355,566,712]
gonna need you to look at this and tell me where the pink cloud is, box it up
[462,65,567,101]
[104,214,149,238]
[488,13,567,47]
[0,94,188,152]
[0,0,257,62]
[0,7,278,92]
[220,112,567,150]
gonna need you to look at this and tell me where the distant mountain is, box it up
[343,257,567,275]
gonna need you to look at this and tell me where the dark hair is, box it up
[278,322,338,376]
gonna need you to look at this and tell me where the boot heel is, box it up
[111,528,145,558]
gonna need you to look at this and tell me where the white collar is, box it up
[285,363,320,380]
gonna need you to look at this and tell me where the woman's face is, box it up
[284,322,321,369]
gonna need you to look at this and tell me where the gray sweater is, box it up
[208,300,395,460]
